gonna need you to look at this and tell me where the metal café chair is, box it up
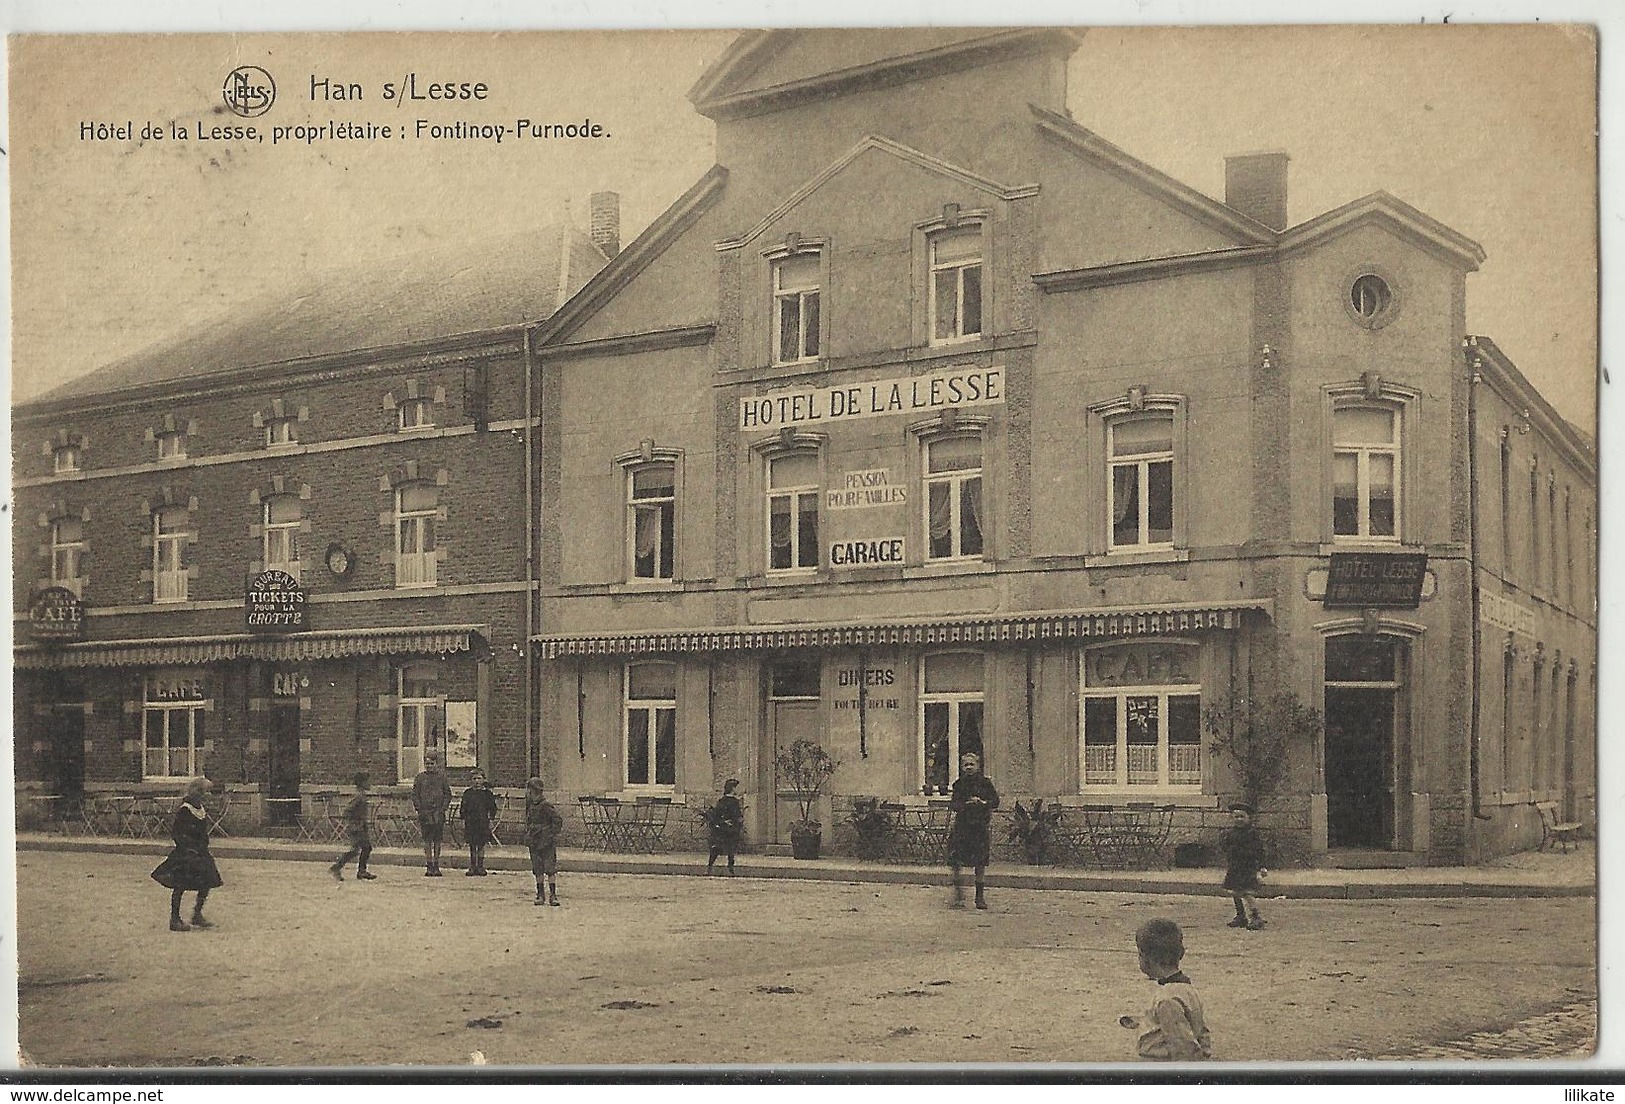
[577,796,611,851]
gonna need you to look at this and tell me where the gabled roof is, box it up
[690,28,1085,121]
[26,223,608,410]
[1032,103,1276,247]
[717,135,1039,252]
[1279,191,1486,271]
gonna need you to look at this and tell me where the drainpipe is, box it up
[1465,340,1491,823]
[523,326,538,781]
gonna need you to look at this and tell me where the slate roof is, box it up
[28,222,608,408]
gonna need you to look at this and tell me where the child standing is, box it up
[946,752,1000,910]
[459,770,500,876]
[706,778,745,875]
[329,771,378,881]
[524,777,564,906]
[1219,802,1268,930]
[1119,918,1213,1061]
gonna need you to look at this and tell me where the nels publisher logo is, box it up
[222,65,276,118]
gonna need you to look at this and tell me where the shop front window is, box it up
[625,662,677,788]
[1080,642,1201,791]
[143,672,208,780]
[920,652,984,793]
[397,664,444,781]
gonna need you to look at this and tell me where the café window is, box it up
[628,462,677,581]
[1332,405,1400,541]
[53,444,81,474]
[263,495,302,577]
[920,652,984,794]
[397,664,444,781]
[395,482,438,588]
[768,452,819,573]
[144,673,208,780]
[51,517,85,585]
[624,662,678,789]
[1080,643,1202,791]
[929,227,983,343]
[152,505,191,603]
[772,252,821,365]
[924,435,984,561]
[1108,414,1175,550]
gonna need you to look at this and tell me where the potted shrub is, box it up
[1203,688,1321,819]
[775,738,839,860]
[1007,798,1064,865]
[849,796,894,861]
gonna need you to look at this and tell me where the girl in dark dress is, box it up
[459,770,500,876]
[706,778,745,875]
[150,777,223,932]
[946,752,1000,910]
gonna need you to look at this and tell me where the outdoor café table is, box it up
[620,796,671,853]
[1077,803,1176,869]
[80,794,128,837]
[263,797,303,832]
[21,794,64,832]
[891,805,953,863]
[576,796,617,851]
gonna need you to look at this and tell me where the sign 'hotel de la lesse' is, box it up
[13,29,1594,866]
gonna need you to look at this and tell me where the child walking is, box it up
[329,771,378,881]
[1220,802,1268,930]
[706,778,745,875]
[524,777,564,906]
[1119,918,1213,1061]
[150,776,224,932]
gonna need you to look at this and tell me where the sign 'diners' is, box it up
[739,366,1004,429]
[246,569,307,631]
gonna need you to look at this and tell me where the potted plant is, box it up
[1007,798,1064,865]
[775,738,839,859]
[849,796,894,861]
[1203,689,1321,817]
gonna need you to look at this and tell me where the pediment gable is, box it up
[1279,191,1485,271]
[717,135,1037,252]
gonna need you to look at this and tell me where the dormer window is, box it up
[53,444,81,474]
[398,397,433,431]
[156,431,187,461]
[772,252,821,365]
[930,227,983,343]
[265,417,298,448]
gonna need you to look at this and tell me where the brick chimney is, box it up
[589,191,621,258]
[1224,151,1290,231]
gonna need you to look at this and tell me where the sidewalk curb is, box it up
[17,835,1594,900]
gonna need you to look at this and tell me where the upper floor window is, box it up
[624,662,678,789]
[628,463,676,581]
[1108,414,1175,550]
[51,518,84,585]
[1332,406,1399,541]
[156,431,187,461]
[266,417,298,448]
[263,495,302,576]
[772,252,821,364]
[398,397,433,431]
[1529,468,1542,587]
[53,444,81,474]
[153,505,191,603]
[929,228,983,343]
[395,482,438,587]
[925,435,983,561]
[920,652,984,794]
[768,453,819,573]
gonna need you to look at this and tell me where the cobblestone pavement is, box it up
[1360,1001,1598,1060]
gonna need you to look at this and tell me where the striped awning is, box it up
[15,624,485,669]
[532,601,1269,659]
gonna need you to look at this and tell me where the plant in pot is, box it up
[849,796,894,861]
[774,738,839,859]
[1007,798,1064,865]
[1203,688,1321,824]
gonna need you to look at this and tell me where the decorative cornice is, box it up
[1466,336,1595,478]
[541,325,716,362]
[1277,191,1486,271]
[1034,246,1273,293]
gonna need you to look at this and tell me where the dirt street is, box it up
[16,851,1596,1067]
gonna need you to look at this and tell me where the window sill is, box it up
[927,333,985,350]
[609,789,685,803]
[1318,541,1414,555]
[903,560,995,580]
[1060,792,1214,807]
[609,580,682,595]
[1085,548,1189,568]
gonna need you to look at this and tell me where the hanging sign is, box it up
[246,569,307,631]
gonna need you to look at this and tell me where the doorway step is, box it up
[1324,849,1426,869]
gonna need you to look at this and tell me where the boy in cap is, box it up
[1119,918,1213,1060]
[524,777,565,906]
[1219,801,1268,930]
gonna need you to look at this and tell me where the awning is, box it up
[532,601,1270,659]
[15,624,486,669]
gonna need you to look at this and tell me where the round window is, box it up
[1349,273,1393,321]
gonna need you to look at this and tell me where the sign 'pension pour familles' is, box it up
[739,367,1004,430]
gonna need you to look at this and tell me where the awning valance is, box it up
[15,624,486,669]
[532,601,1269,659]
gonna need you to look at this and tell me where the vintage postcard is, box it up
[6,21,1601,1071]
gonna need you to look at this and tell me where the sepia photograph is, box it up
[5,12,1603,1072]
